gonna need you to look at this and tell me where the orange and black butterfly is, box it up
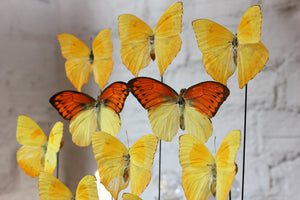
[128,77,229,142]
[50,82,129,147]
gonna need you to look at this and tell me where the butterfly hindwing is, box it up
[122,193,142,200]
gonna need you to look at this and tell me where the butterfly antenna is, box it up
[214,136,217,154]
[241,84,248,200]
[125,130,130,149]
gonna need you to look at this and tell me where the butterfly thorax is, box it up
[89,50,94,64]
[178,89,186,130]
[209,162,217,197]
[41,141,48,166]
[232,35,238,66]
[149,34,155,61]
[123,154,130,183]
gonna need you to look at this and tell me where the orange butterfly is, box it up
[128,77,229,142]
[49,82,129,147]
[118,2,182,77]
[193,5,269,88]
[16,115,63,177]
[57,29,113,92]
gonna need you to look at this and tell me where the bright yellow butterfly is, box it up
[122,193,142,200]
[39,172,98,200]
[92,131,158,200]
[118,2,182,77]
[57,29,113,92]
[179,130,241,200]
[16,115,63,178]
[193,5,269,88]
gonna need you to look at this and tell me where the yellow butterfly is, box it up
[57,29,113,92]
[193,5,269,88]
[118,2,182,77]
[92,131,158,200]
[179,130,241,200]
[122,193,142,200]
[39,172,98,200]
[16,115,63,178]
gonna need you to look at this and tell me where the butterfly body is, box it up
[50,82,129,147]
[128,77,229,142]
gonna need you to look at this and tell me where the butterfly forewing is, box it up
[49,91,96,120]
[237,5,262,44]
[39,172,73,200]
[183,81,230,118]
[179,134,214,200]
[75,175,99,200]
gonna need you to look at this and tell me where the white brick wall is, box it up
[1,0,299,199]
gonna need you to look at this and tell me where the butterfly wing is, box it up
[44,121,63,174]
[154,2,183,76]
[92,29,114,91]
[236,6,268,88]
[129,134,158,195]
[215,130,241,200]
[179,134,215,200]
[128,77,180,142]
[92,131,129,200]
[57,33,92,92]
[75,175,99,200]
[39,172,73,200]
[192,19,236,85]
[237,5,262,44]
[16,115,47,177]
[182,81,230,143]
[118,14,153,76]
[98,82,129,136]
[122,193,142,200]
[49,91,97,147]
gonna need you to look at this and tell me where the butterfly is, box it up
[122,193,142,200]
[16,115,63,178]
[192,5,269,88]
[179,130,241,200]
[128,77,229,142]
[118,2,182,77]
[49,81,129,147]
[57,29,113,92]
[92,131,158,200]
[39,172,98,200]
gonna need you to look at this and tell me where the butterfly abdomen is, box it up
[149,34,155,60]
[209,162,217,197]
